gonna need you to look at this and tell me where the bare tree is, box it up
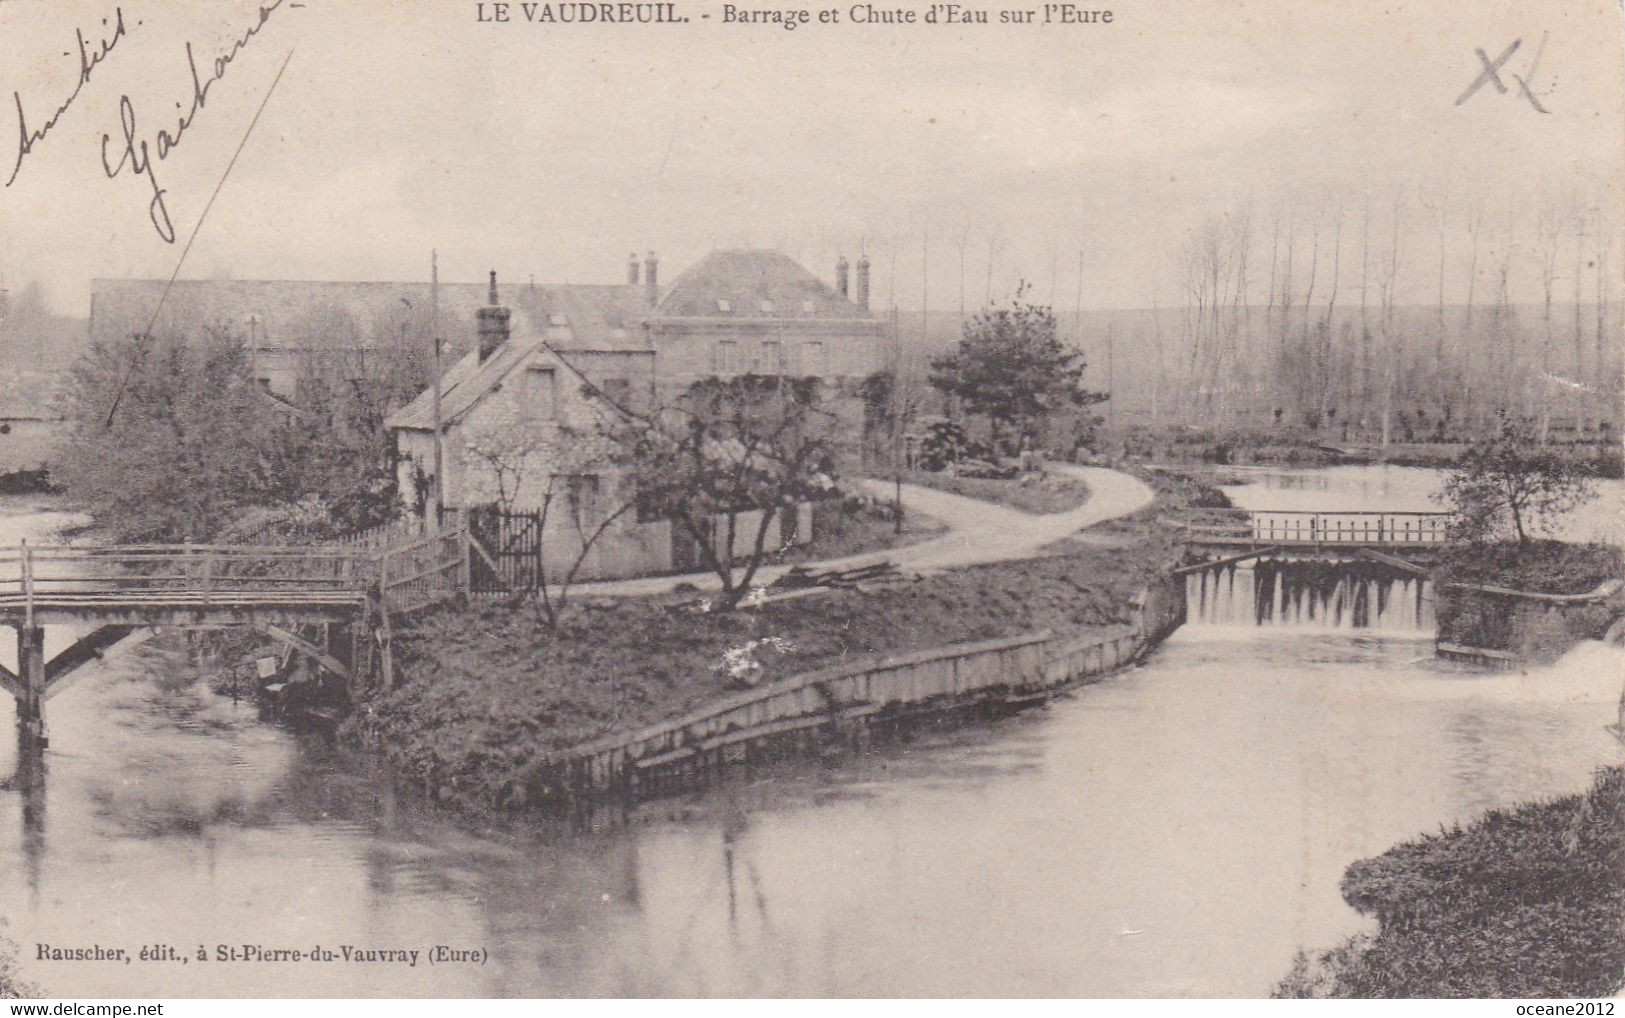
[1535,196,1565,440]
[461,414,637,632]
[1376,194,1406,448]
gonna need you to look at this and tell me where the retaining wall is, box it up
[553,574,1189,799]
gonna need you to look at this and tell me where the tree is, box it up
[1434,414,1597,546]
[927,283,1106,454]
[54,328,283,541]
[56,313,430,542]
[624,374,838,610]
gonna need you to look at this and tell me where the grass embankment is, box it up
[342,467,1219,813]
[893,468,1092,515]
[1434,541,1624,659]
[1276,766,1625,998]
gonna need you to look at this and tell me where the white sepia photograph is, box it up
[0,0,1622,1002]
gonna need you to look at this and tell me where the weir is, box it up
[1184,559,1436,633]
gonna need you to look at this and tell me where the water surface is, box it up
[0,477,1619,998]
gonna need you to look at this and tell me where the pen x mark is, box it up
[1456,35,1553,114]
[1455,40,1520,106]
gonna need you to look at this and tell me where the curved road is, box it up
[574,464,1154,598]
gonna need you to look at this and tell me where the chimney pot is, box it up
[644,250,659,307]
[476,269,510,363]
[627,253,640,285]
[856,255,871,315]
[836,255,850,299]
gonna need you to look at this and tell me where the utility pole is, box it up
[891,305,904,533]
[431,250,445,528]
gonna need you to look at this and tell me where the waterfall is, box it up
[1185,560,1435,633]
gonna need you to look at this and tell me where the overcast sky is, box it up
[0,0,1621,316]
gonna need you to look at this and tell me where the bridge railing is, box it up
[0,543,372,602]
[2,519,476,617]
[1175,509,1452,545]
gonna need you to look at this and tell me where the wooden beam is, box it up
[0,660,21,701]
[254,623,350,679]
[1170,546,1283,576]
[42,625,138,700]
[1358,548,1432,575]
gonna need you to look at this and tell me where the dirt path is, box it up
[573,464,1154,598]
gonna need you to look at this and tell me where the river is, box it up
[1,469,1620,997]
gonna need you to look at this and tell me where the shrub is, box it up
[1276,767,1625,998]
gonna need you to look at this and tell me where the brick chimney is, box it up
[836,255,850,299]
[856,255,871,314]
[627,253,640,285]
[476,269,510,364]
[643,251,659,307]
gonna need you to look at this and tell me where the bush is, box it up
[1276,767,1625,998]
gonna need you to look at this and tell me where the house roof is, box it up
[385,339,652,432]
[654,250,867,320]
[88,278,657,358]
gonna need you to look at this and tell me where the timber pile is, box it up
[772,560,905,591]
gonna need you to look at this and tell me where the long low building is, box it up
[88,249,887,400]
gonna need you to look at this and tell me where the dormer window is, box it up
[717,299,732,313]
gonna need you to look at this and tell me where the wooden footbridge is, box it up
[0,526,472,748]
[1176,509,1452,552]
[1171,508,1455,578]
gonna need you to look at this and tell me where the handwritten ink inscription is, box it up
[6,1,295,244]
[6,7,133,187]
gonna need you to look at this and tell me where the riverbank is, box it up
[1276,764,1625,998]
[1111,427,1622,477]
[1434,541,1624,661]
[342,467,1217,814]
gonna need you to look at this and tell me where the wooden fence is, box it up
[376,527,470,614]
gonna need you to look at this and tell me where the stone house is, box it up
[384,274,676,579]
[386,271,821,581]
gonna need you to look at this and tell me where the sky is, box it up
[0,0,1621,317]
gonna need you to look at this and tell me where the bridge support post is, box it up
[16,625,46,750]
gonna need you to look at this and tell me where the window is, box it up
[715,340,739,373]
[803,340,825,375]
[760,340,783,372]
[801,299,816,314]
[524,367,558,417]
[759,299,775,314]
[548,313,569,327]
[601,377,631,408]
[717,299,732,313]
[556,473,601,530]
